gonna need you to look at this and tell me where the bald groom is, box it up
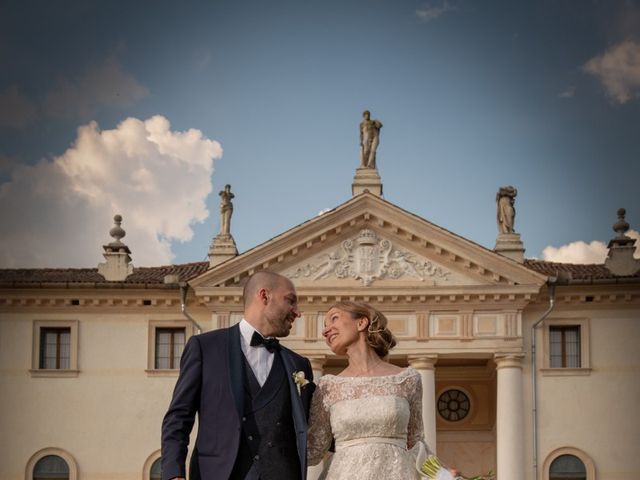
[161,271,314,480]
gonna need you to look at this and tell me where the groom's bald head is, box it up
[243,271,288,307]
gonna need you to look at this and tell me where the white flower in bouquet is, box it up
[419,455,457,480]
[415,441,494,480]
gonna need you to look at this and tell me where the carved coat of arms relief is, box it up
[288,229,450,286]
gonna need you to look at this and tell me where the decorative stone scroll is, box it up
[288,229,450,286]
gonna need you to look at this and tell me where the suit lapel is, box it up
[279,348,308,477]
[227,324,244,420]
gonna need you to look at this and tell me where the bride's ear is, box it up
[356,317,369,332]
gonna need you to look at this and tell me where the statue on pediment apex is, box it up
[359,110,383,169]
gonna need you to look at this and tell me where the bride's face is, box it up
[322,307,362,355]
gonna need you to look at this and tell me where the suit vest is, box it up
[229,351,301,480]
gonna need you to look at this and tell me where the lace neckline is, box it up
[320,367,417,382]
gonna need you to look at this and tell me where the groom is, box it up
[161,271,314,480]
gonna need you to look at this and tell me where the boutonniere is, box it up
[292,371,309,395]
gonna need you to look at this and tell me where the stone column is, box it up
[308,355,325,384]
[408,355,438,453]
[307,355,326,480]
[495,354,525,480]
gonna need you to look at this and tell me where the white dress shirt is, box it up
[239,318,275,386]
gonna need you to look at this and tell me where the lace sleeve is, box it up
[406,370,425,450]
[307,380,333,466]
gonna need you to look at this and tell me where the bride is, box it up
[307,301,430,479]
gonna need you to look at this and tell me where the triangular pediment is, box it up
[190,193,546,296]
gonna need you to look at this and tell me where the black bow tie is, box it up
[250,331,280,353]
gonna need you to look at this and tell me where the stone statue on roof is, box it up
[359,110,383,169]
[496,186,517,234]
[219,184,234,236]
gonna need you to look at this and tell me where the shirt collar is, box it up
[239,318,256,347]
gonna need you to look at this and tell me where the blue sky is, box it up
[1,0,639,268]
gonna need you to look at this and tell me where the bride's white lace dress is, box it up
[307,367,426,479]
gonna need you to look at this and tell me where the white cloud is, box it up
[0,115,222,268]
[583,40,640,104]
[559,86,576,98]
[0,85,38,128]
[43,57,148,119]
[542,240,608,264]
[416,1,455,22]
[542,229,640,264]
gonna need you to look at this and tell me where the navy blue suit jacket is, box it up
[161,324,314,480]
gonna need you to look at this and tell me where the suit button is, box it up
[248,435,253,441]
[267,442,273,448]
[276,421,281,426]
[254,455,260,461]
[242,417,246,422]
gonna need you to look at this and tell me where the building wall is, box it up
[0,296,207,480]
[521,295,640,480]
[1,284,639,480]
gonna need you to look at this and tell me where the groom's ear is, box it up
[258,288,269,305]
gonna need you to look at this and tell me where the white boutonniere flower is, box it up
[292,371,309,395]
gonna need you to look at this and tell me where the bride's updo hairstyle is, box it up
[330,301,397,358]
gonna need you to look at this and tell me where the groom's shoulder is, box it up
[193,325,235,345]
[281,345,310,364]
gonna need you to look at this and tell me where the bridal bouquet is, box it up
[418,455,495,480]
[414,442,495,480]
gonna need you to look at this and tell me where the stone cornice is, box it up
[526,283,640,307]
[194,285,540,309]
[0,287,184,310]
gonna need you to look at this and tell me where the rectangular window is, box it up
[155,328,185,369]
[549,325,581,368]
[39,327,71,369]
[31,320,78,377]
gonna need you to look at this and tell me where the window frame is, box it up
[541,318,591,376]
[142,450,162,480]
[549,325,581,368]
[30,320,79,378]
[39,327,72,370]
[543,447,595,480]
[146,319,194,376]
[25,448,78,480]
[154,327,186,370]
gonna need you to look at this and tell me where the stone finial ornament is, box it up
[98,214,133,281]
[109,214,126,244]
[496,186,517,234]
[612,208,631,240]
[605,208,640,276]
[359,110,383,169]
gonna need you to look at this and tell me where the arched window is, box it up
[26,448,77,480]
[150,458,162,480]
[549,454,586,479]
[143,450,162,480]
[33,455,69,480]
[544,447,595,480]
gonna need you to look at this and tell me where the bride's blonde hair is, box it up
[329,301,397,358]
